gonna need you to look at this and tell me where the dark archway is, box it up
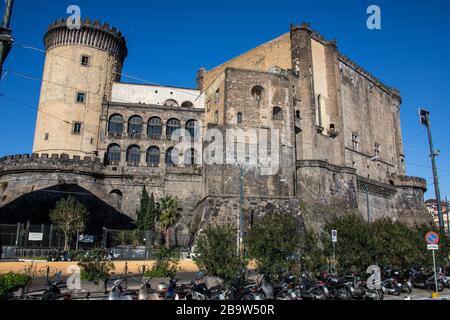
[0,184,134,236]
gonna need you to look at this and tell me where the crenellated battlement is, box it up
[0,153,104,174]
[45,18,128,63]
[338,53,402,103]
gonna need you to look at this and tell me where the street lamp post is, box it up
[419,108,445,231]
[238,165,244,257]
[354,155,379,223]
[0,0,15,76]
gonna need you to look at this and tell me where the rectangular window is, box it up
[44,133,49,141]
[81,55,90,67]
[76,92,86,104]
[73,122,82,134]
[374,143,380,157]
[352,133,359,151]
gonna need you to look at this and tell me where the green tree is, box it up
[194,225,247,284]
[136,186,159,231]
[50,196,88,251]
[322,214,376,274]
[247,212,301,278]
[159,196,181,249]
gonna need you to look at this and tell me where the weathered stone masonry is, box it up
[0,19,431,247]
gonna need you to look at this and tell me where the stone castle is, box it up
[0,18,429,246]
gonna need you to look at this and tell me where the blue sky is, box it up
[0,0,449,200]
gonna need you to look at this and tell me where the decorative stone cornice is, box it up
[44,18,128,64]
[296,159,357,175]
[357,176,398,198]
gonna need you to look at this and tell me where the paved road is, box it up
[26,273,450,300]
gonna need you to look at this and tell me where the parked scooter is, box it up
[185,273,224,300]
[405,268,445,292]
[256,272,297,300]
[294,272,330,300]
[41,280,71,300]
[318,272,356,300]
[108,279,137,300]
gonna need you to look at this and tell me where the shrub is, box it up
[194,225,247,283]
[247,212,302,278]
[77,249,114,284]
[144,247,180,279]
[0,273,31,300]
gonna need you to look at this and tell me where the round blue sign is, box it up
[426,232,440,245]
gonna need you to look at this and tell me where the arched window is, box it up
[128,116,143,137]
[181,101,194,108]
[165,147,179,166]
[110,189,123,211]
[106,144,121,164]
[108,114,124,135]
[147,146,160,167]
[126,145,141,166]
[164,99,179,107]
[186,120,199,140]
[251,86,264,101]
[273,107,283,121]
[237,112,243,124]
[166,118,181,139]
[148,117,162,138]
[184,148,199,166]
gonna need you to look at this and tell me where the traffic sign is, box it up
[426,232,440,245]
[428,244,439,251]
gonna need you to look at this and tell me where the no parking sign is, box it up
[426,232,440,250]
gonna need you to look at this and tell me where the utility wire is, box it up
[12,42,203,100]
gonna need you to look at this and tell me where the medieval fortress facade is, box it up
[0,18,429,245]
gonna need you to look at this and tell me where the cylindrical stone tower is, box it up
[33,18,127,157]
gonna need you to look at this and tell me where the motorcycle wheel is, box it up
[376,289,384,301]
[242,293,255,301]
[402,284,412,294]
[345,288,354,300]
[310,287,327,301]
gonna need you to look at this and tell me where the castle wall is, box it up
[203,33,292,89]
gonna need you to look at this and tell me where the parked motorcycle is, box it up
[255,272,297,300]
[108,279,138,300]
[185,273,225,300]
[405,268,445,292]
[318,272,356,300]
[41,280,71,301]
[294,272,330,300]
